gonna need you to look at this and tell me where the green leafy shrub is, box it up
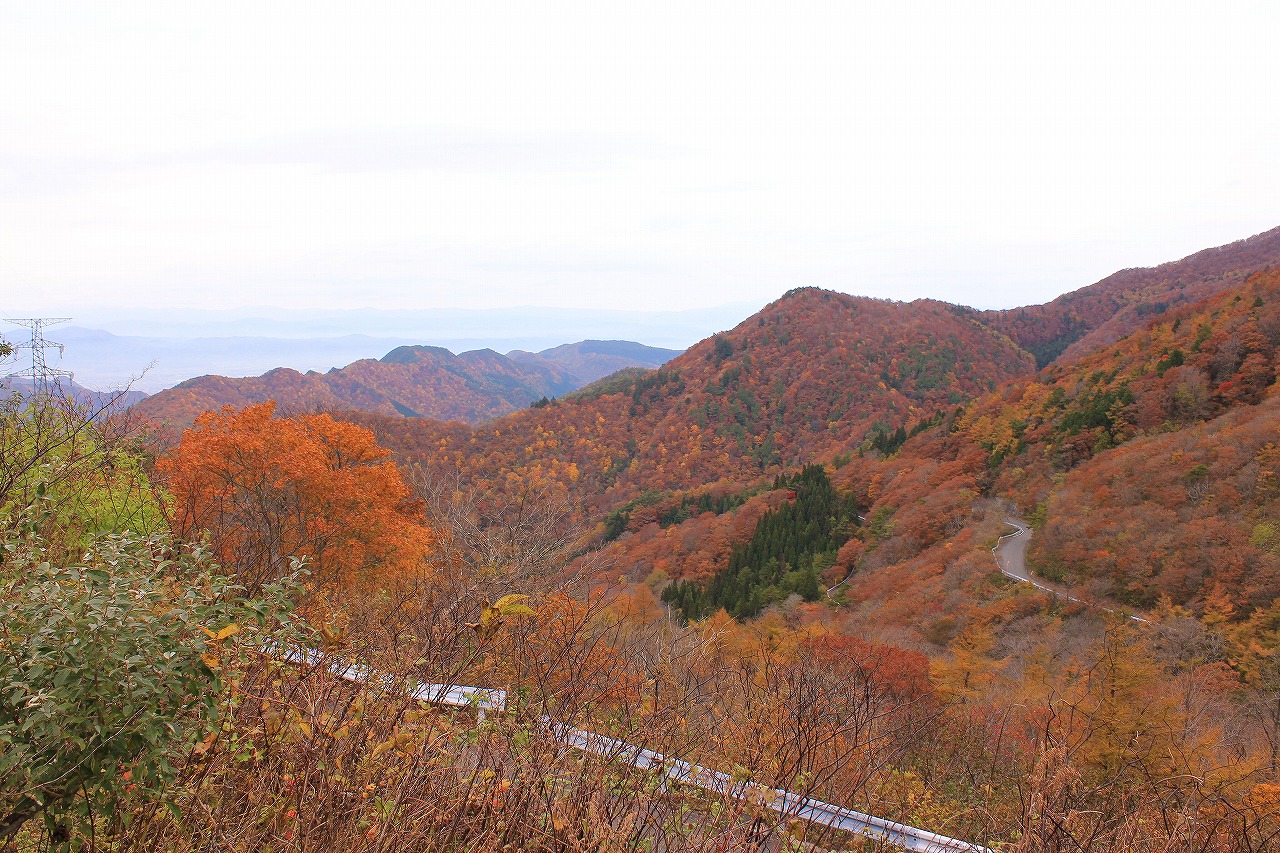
[0,529,301,846]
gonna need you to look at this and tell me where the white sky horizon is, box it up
[2,2,1278,320]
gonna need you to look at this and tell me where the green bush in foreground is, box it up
[0,529,300,848]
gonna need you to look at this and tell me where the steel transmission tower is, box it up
[3,318,74,395]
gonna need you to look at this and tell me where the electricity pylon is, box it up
[3,318,74,396]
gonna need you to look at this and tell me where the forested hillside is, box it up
[809,266,1280,630]
[345,265,1280,624]
[351,288,1035,520]
[1010,276,1280,611]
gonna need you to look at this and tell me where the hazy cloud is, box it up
[2,1,1278,319]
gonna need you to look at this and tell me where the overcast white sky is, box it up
[2,1,1278,320]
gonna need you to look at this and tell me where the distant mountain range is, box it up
[29,302,758,394]
[345,287,1040,518]
[129,225,1280,446]
[132,340,682,427]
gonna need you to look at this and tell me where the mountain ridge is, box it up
[982,224,1280,367]
[347,286,1038,520]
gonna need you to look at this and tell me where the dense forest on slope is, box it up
[133,340,680,428]
[816,267,1275,612]
[663,464,859,619]
[13,382,1280,851]
[344,266,1280,624]
[1012,284,1280,613]
[953,272,1280,491]
[131,233,1280,634]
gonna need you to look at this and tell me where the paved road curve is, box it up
[993,519,1033,583]
[994,519,1065,597]
[993,519,1150,624]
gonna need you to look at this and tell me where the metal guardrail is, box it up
[278,645,507,719]
[552,723,990,852]
[285,646,989,852]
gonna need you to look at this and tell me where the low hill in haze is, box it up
[0,376,148,411]
[132,340,680,428]
[507,340,686,389]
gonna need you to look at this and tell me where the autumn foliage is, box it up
[156,402,433,590]
[92,229,1280,850]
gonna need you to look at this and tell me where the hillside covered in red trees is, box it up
[781,263,1273,634]
[980,224,1280,367]
[346,288,1034,516]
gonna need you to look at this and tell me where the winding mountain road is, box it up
[994,519,1071,598]
[993,519,1149,623]
[993,520,1037,585]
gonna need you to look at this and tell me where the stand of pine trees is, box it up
[663,465,858,620]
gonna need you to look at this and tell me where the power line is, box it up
[3,318,74,396]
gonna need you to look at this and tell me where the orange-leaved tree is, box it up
[156,402,433,590]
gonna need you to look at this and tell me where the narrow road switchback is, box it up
[994,518,1149,624]
[994,519,1034,583]
[994,519,1069,598]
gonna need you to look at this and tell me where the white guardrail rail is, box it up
[279,645,508,719]
[282,645,990,853]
